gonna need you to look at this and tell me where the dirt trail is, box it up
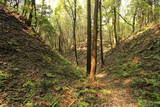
[96,72,137,107]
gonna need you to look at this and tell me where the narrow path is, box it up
[96,72,137,107]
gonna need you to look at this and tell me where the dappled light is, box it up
[0,0,160,106]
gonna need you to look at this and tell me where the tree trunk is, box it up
[27,0,36,26]
[57,19,64,53]
[132,8,137,33]
[22,0,26,16]
[90,0,98,81]
[28,11,33,26]
[86,0,92,75]
[59,36,62,53]
[113,6,118,46]
[33,0,37,27]
[73,0,78,65]
[99,0,104,66]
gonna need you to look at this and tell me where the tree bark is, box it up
[99,0,104,66]
[86,0,92,75]
[90,0,99,81]
[22,0,26,16]
[73,0,78,65]
[132,8,137,33]
[113,6,118,46]
[33,0,37,27]
[27,0,36,26]
[56,20,63,53]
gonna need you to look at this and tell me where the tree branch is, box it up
[102,5,133,26]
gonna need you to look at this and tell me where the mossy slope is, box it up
[104,24,160,106]
[0,4,82,106]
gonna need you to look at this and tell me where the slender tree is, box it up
[113,6,118,46]
[22,0,27,16]
[132,8,137,33]
[56,20,63,53]
[99,0,104,66]
[73,0,78,65]
[27,0,36,26]
[90,0,99,81]
[86,0,92,75]
[64,0,78,65]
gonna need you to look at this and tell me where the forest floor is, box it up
[0,3,160,107]
[95,72,137,107]
[65,23,160,107]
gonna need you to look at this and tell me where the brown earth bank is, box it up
[0,4,83,106]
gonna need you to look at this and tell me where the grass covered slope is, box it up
[0,4,82,106]
[104,24,160,106]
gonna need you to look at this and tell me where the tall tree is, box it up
[22,0,27,16]
[113,6,118,46]
[27,0,36,26]
[99,0,104,66]
[56,19,63,53]
[64,0,78,65]
[86,0,92,75]
[90,0,99,81]
[132,8,137,32]
[73,0,78,65]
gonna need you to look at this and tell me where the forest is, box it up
[0,0,160,106]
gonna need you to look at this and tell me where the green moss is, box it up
[131,72,160,107]
[106,62,142,78]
